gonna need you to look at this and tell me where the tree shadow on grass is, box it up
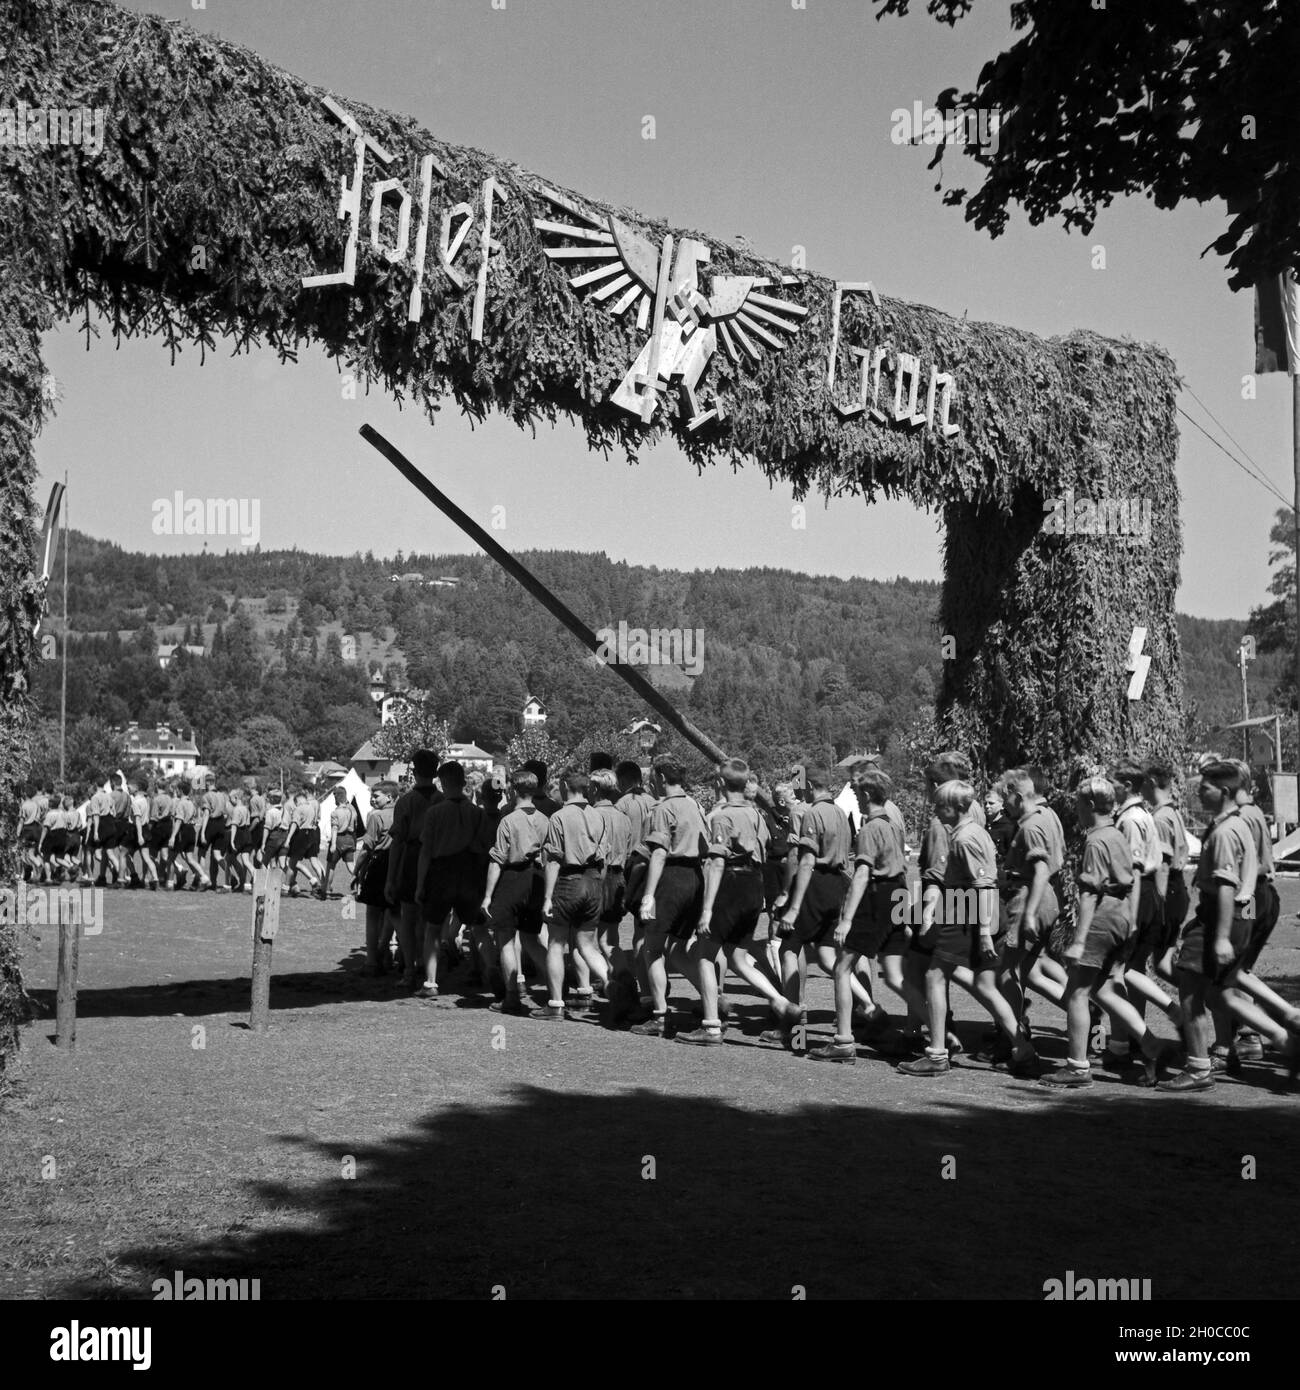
[56,1080,1300,1301]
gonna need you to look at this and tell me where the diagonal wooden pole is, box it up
[359,424,729,766]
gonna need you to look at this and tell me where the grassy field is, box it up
[2,878,1298,1301]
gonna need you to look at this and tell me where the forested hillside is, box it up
[27,532,1278,775]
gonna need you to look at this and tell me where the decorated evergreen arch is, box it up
[0,0,1183,1063]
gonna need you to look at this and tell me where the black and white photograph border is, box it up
[0,0,1296,1360]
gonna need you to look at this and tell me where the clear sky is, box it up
[35,0,1293,625]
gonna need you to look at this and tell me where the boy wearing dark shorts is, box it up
[811,767,912,1063]
[482,769,550,1014]
[899,753,983,1057]
[18,786,44,881]
[385,751,443,990]
[1041,777,1165,1089]
[993,768,1066,1055]
[146,779,173,888]
[899,781,1038,1078]
[634,758,707,1038]
[1226,761,1283,1065]
[201,783,232,889]
[589,769,635,999]
[533,769,609,1021]
[1159,760,1297,1090]
[325,785,358,898]
[415,761,489,1003]
[1111,761,1181,1069]
[247,781,267,868]
[615,760,657,1018]
[767,769,857,1048]
[679,759,795,1046]
[1146,763,1191,979]
[261,792,289,868]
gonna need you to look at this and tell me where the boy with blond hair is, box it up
[899,781,1039,1078]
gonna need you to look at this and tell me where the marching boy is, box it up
[764,768,858,1049]
[811,767,915,1064]
[634,758,708,1038]
[1145,762,1191,980]
[1109,761,1181,1073]
[1040,777,1166,1089]
[1224,760,1282,1066]
[899,781,1039,1078]
[1159,760,1298,1091]
[481,769,551,1015]
[895,752,982,1059]
[588,769,636,994]
[680,759,799,1047]
[993,768,1066,1053]
[533,769,610,1021]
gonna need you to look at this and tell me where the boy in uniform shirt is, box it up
[168,780,210,890]
[145,778,173,889]
[1110,761,1182,1072]
[87,778,114,886]
[761,781,801,964]
[126,779,149,887]
[261,791,289,871]
[615,760,659,1021]
[533,769,609,1021]
[201,782,232,890]
[589,769,635,995]
[325,785,358,898]
[37,793,66,880]
[481,769,551,1014]
[286,791,324,897]
[634,758,708,1038]
[843,764,923,1043]
[61,794,85,879]
[982,785,1016,868]
[247,781,267,867]
[415,761,490,1004]
[899,781,1039,1078]
[1040,777,1166,1089]
[993,768,1066,1053]
[17,784,44,881]
[1223,760,1284,1067]
[680,759,797,1046]
[354,784,398,976]
[1159,760,1285,1091]
[767,768,862,1049]
[524,760,562,818]
[1145,763,1191,979]
[811,767,916,1063]
[896,754,979,1058]
[227,789,253,891]
[108,777,134,886]
[385,750,443,991]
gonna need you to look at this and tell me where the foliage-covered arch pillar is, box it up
[0,0,1182,1065]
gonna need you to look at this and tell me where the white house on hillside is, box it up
[123,721,200,776]
[156,643,205,669]
[380,688,430,725]
[522,694,548,727]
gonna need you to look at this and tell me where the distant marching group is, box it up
[341,746,1299,1094]
[16,776,363,899]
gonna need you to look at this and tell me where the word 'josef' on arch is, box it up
[0,0,1183,801]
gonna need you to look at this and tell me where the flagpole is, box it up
[59,473,68,784]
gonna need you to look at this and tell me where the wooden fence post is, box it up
[55,913,79,1050]
[249,866,282,1032]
